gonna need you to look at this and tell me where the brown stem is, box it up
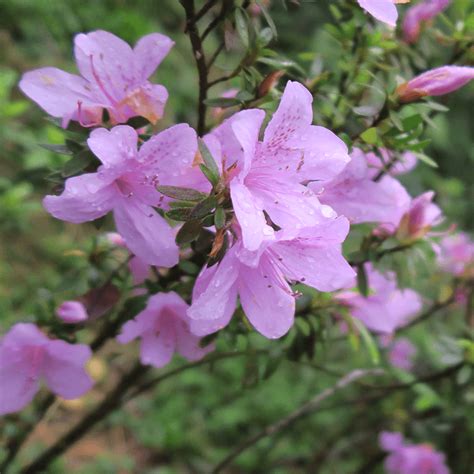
[181,0,209,135]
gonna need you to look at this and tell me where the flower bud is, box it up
[396,66,474,103]
[56,300,88,324]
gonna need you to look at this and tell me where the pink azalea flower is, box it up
[19,30,174,127]
[397,66,474,103]
[0,323,93,415]
[117,292,213,368]
[310,148,411,226]
[44,124,199,267]
[395,191,443,241]
[380,431,450,474]
[387,338,416,370]
[336,264,422,334]
[403,0,450,43]
[188,218,355,339]
[437,232,474,277]
[365,149,417,176]
[204,80,350,251]
[357,0,405,27]
[106,232,151,285]
[56,300,88,324]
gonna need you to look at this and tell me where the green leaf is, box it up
[198,139,220,186]
[357,264,369,297]
[389,110,404,131]
[166,207,193,221]
[402,114,423,131]
[176,220,202,245]
[214,207,226,229]
[40,143,73,155]
[360,127,378,145]
[62,150,95,177]
[235,7,250,48]
[413,152,438,168]
[203,97,241,108]
[351,318,381,365]
[257,0,277,38]
[190,196,217,219]
[156,185,207,202]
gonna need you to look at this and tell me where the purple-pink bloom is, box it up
[403,0,450,43]
[117,292,213,368]
[357,0,402,27]
[397,66,474,102]
[19,30,174,127]
[380,431,450,474]
[310,148,411,226]
[203,81,350,251]
[56,300,88,324]
[0,323,93,415]
[188,218,355,339]
[43,124,199,267]
[388,338,417,370]
[437,232,474,277]
[395,191,442,241]
[336,264,422,334]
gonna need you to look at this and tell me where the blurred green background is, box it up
[0,0,473,472]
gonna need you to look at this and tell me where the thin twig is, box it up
[211,368,384,473]
[201,0,232,41]
[181,0,209,135]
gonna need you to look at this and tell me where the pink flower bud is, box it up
[56,301,88,324]
[402,0,450,44]
[397,66,474,102]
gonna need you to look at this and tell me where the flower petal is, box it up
[43,340,93,399]
[238,255,295,339]
[140,322,175,368]
[230,180,274,251]
[358,0,398,27]
[87,126,138,167]
[43,172,117,224]
[133,33,174,80]
[113,200,178,267]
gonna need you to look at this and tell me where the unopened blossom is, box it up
[44,124,198,267]
[379,431,450,474]
[117,292,213,368]
[365,149,417,176]
[188,219,355,339]
[310,148,411,226]
[437,232,474,277]
[0,323,93,415]
[203,80,350,251]
[357,0,410,27]
[19,30,173,127]
[397,66,474,103]
[106,232,151,285]
[388,338,416,370]
[395,191,442,241]
[56,300,88,324]
[336,264,422,334]
[403,0,450,43]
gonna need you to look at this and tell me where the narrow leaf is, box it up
[157,185,207,202]
[190,196,217,219]
[176,220,202,245]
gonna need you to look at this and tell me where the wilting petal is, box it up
[43,173,117,224]
[87,126,138,167]
[230,180,274,251]
[118,83,168,124]
[129,256,151,285]
[238,255,295,339]
[133,33,174,80]
[19,67,96,120]
[43,340,93,399]
[357,0,398,26]
[113,199,178,267]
